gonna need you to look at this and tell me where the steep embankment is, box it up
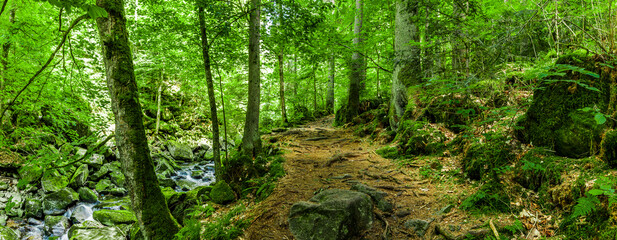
[244,116,512,240]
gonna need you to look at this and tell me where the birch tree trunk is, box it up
[241,0,262,157]
[198,6,221,179]
[95,0,179,239]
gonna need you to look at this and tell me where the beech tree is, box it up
[95,0,179,238]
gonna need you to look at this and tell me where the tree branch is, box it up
[334,42,392,73]
[0,14,89,124]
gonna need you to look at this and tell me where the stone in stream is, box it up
[41,170,69,193]
[78,187,98,203]
[42,187,78,215]
[0,224,19,240]
[71,205,93,223]
[69,164,89,189]
[44,215,70,236]
[68,220,125,240]
[167,140,194,161]
[93,209,137,226]
[288,189,373,240]
[191,170,204,179]
[24,198,43,219]
[94,179,127,196]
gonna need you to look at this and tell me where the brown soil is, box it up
[243,116,508,240]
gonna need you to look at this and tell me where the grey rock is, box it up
[24,198,43,219]
[167,141,194,161]
[351,183,393,212]
[404,219,431,237]
[70,205,93,223]
[289,189,373,240]
[42,188,77,215]
[85,153,105,169]
[44,215,70,236]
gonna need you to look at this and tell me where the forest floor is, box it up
[242,115,523,240]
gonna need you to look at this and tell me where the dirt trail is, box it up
[244,116,476,240]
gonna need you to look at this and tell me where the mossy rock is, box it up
[44,215,70,235]
[461,133,514,181]
[0,225,18,240]
[209,181,236,204]
[42,187,78,215]
[18,164,43,185]
[93,209,137,226]
[395,121,447,156]
[418,94,480,133]
[41,169,69,193]
[513,149,563,192]
[78,187,98,203]
[515,54,616,158]
[601,129,617,167]
[68,220,125,240]
[376,146,399,159]
[69,164,89,189]
[24,197,43,219]
[163,188,200,225]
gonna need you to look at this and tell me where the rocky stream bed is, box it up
[0,140,217,240]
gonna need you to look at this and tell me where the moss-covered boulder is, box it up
[67,220,125,240]
[395,121,447,156]
[93,209,137,226]
[288,189,373,240]
[513,149,563,192]
[44,215,70,236]
[18,164,43,185]
[209,181,236,204]
[163,190,199,225]
[167,140,194,161]
[0,225,19,240]
[78,187,98,203]
[24,197,43,219]
[418,94,481,133]
[515,54,616,158]
[69,164,89,189]
[461,133,514,181]
[43,187,78,215]
[41,169,69,193]
[601,129,617,167]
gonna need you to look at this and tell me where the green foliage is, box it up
[513,148,563,192]
[572,177,617,219]
[174,219,202,240]
[460,182,511,213]
[461,132,514,181]
[201,205,251,240]
[376,146,399,159]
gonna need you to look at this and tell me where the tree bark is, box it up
[241,0,262,157]
[198,7,221,178]
[95,0,179,239]
[390,0,419,131]
[326,54,335,113]
[155,70,162,136]
[278,50,288,125]
[345,0,364,122]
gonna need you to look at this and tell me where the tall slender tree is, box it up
[241,0,262,157]
[95,0,179,239]
[198,6,221,179]
[390,0,419,131]
[344,0,364,122]
[326,53,335,113]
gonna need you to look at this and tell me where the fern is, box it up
[572,195,600,218]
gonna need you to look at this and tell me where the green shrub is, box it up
[461,132,514,181]
[202,205,251,240]
[460,181,511,213]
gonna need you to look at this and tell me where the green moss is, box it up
[601,129,617,167]
[376,146,399,159]
[209,181,236,205]
[513,148,564,192]
[395,120,446,156]
[460,181,511,213]
[418,94,480,133]
[93,210,137,226]
[461,132,514,181]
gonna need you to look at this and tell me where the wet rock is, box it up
[106,188,127,197]
[42,188,77,215]
[0,181,9,191]
[24,198,43,219]
[191,171,204,179]
[71,205,93,223]
[176,179,197,192]
[44,215,70,236]
[78,187,98,203]
[41,170,69,193]
[90,162,121,182]
[85,153,105,169]
[93,209,136,226]
[69,164,89,189]
[95,179,116,193]
[109,170,125,188]
[351,183,393,212]
[162,188,198,225]
[404,219,431,237]
[167,141,194,161]
[0,224,19,240]
[288,189,373,240]
[209,181,235,204]
[68,220,125,240]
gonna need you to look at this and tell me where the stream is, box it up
[15,160,216,240]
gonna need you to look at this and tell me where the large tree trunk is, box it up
[326,54,335,113]
[390,0,419,131]
[345,0,364,122]
[95,0,179,239]
[241,0,262,157]
[198,7,221,179]
[278,51,288,125]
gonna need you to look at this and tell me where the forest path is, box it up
[244,115,457,240]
